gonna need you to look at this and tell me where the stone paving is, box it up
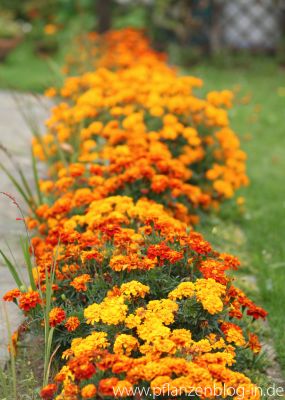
[0,91,50,365]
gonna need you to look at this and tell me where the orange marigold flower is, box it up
[151,175,169,193]
[113,380,133,397]
[64,383,79,396]
[44,87,57,98]
[98,378,119,396]
[8,330,19,356]
[221,322,246,347]
[40,383,57,399]
[69,163,85,177]
[248,333,262,354]
[18,291,41,311]
[70,274,92,292]
[81,384,97,398]
[65,316,80,332]
[49,307,66,327]
[3,288,21,302]
[44,24,57,35]
[68,356,96,380]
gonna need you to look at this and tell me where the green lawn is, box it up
[0,40,63,92]
[192,57,285,372]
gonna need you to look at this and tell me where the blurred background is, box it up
[0,0,285,91]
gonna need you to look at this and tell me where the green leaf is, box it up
[31,148,43,205]
[0,162,31,207]
[0,249,23,288]
[20,237,36,291]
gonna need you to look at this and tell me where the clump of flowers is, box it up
[2,28,266,400]
[36,30,248,222]
[60,28,167,77]
[5,195,265,398]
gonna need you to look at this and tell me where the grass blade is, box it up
[3,304,17,399]
[31,148,43,205]
[0,249,23,288]
[0,162,31,208]
[20,237,36,291]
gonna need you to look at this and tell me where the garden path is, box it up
[0,91,50,365]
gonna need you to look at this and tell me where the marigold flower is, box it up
[70,274,91,292]
[3,288,21,302]
[81,384,97,398]
[49,307,66,327]
[195,279,226,315]
[65,316,80,332]
[113,380,133,397]
[18,291,41,311]
[68,356,96,380]
[40,383,57,399]
[221,322,246,347]
[98,378,119,396]
[113,334,139,356]
[248,333,262,354]
[15,28,265,400]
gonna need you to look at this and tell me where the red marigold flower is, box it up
[3,288,21,302]
[40,383,57,399]
[18,291,41,311]
[147,242,183,264]
[248,333,262,354]
[49,307,66,327]
[247,305,268,320]
[65,316,80,332]
[98,378,119,396]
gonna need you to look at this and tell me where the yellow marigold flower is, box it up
[146,299,178,325]
[137,317,171,343]
[190,339,212,354]
[170,329,192,347]
[124,313,142,329]
[213,179,234,198]
[113,334,139,356]
[168,282,195,300]
[150,376,172,394]
[71,332,109,357]
[195,278,226,315]
[119,281,150,299]
[84,296,128,325]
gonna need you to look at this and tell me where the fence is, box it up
[166,0,285,53]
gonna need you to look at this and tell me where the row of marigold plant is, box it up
[3,28,266,400]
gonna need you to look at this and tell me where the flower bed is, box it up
[3,29,266,400]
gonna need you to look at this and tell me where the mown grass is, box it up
[0,40,64,93]
[192,56,285,373]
